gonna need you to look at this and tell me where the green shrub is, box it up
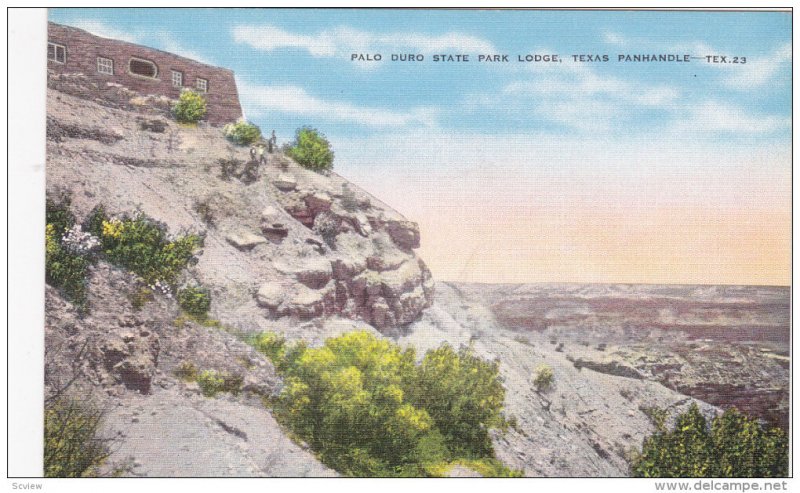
[177,285,211,320]
[197,370,225,397]
[88,208,202,288]
[286,126,334,171]
[46,222,90,308]
[640,405,669,430]
[172,89,207,124]
[174,361,198,381]
[249,331,287,365]
[46,195,75,235]
[533,364,554,392]
[631,404,788,478]
[411,343,506,457]
[44,397,110,477]
[223,120,262,146]
[258,330,512,477]
[196,369,242,397]
[45,199,92,308]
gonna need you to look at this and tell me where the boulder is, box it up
[256,283,284,309]
[261,222,289,242]
[275,257,332,290]
[95,326,159,394]
[305,192,333,214]
[366,251,408,272]
[272,174,297,191]
[304,237,326,254]
[226,231,267,250]
[379,259,424,298]
[331,257,367,280]
[352,213,373,236]
[384,220,420,250]
[370,297,394,329]
[260,206,282,223]
[395,286,431,325]
[278,284,334,319]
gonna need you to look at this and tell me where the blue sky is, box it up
[48,9,792,284]
[49,8,790,141]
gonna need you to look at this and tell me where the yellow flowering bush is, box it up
[101,218,123,239]
[253,330,516,477]
[87,206,202,288]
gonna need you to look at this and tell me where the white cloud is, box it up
[151,33,215,65]
[602,32,789,90]
[63,20,215,65]
[721,43,791,90]
[233,25,337,57]
[66,20,141,44]
[232,24,497,60]
[673,100,790,135]
[500,59,682,132]
[603,31,627,47]
[238,81,438,128]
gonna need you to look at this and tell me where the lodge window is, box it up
[196,78,208,93]
[171,70,183,87]
[97,57,114,75]
[48,42,66,64]
[129,57,158,78]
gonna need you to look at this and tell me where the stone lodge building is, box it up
[47,21,243,124]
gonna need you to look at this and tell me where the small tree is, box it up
[287,126,334,171]
[172,89,207,124]
[533,364,554,392]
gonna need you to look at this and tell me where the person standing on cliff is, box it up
[269,130,277,154]
[249,145,257,163]
[257,143,267,165]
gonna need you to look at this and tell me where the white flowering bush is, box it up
[46,197,91,309]
[61,224,101,255]
[149,280,172,299]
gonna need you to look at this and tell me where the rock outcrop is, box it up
[46,70,434,335]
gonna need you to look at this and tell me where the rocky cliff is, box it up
[45,71,433,476]
[45,72,729,477]
[46,71,434,337]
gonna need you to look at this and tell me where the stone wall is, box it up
[47,22,243,124]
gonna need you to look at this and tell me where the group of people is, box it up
[250,130,278,166]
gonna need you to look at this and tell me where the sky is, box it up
[48,8,792,285]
